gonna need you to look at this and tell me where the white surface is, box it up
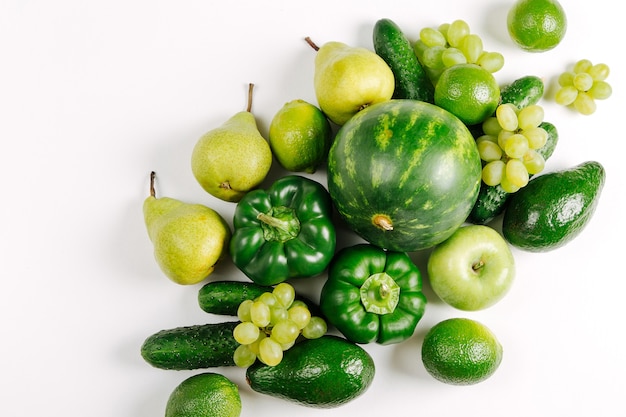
[1,1,624,416]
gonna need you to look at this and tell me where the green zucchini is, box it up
[140,321,238,370]
[198,280,325,319]
[467,121,559,224]
[373,18,434,102]
[499,75,544,109]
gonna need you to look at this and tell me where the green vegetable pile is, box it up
[138,9,608,416]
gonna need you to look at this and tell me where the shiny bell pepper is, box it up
[319,244,427,345]
[230,175,336,286]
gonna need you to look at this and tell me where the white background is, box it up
[1,0,624,416]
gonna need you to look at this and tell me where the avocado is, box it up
[502,161,605,252]
[245,335,375,408]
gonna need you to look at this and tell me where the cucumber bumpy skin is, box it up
[198,280,270,316]
[373,18,434,103]
[140,321,239,370]
[467,75,551,225]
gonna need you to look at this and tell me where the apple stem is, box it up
[472,259,485,272]
[149,171,156,197]
[246,83,254,113]
[304,36,319,51]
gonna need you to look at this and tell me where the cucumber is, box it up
[373,18,434,102]
[198,280,270,316]
[198,280,325,319]
[140,321,239,370]
[500,75,544,109]
[467,121,559,224]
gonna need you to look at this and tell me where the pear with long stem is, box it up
[143,171,231,285]
[191,83,272,202]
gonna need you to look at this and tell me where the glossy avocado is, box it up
[245,335,375,408]
[502,161,605,252]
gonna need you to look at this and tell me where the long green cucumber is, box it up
[373,18,434,102]
[198,280,270,316]
[198,280,325,319]
[140,321,239,370]
[468,121,558,224]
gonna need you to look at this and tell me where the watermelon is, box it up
[327,99,482,252]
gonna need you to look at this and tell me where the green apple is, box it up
[427,225,515,311]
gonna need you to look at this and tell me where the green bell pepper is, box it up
[319,244,427,345]
[230,175,336,286]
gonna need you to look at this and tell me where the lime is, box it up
[434,64,500,126]
[507,0,567,52]
[269,99,332,173]
[421,318,503,385]
[165,372,241,417]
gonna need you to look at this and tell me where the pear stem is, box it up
[304,37,319,51]
[246,83,254,113]
[149,171,156,197]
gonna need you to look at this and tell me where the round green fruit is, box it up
[327,99,482,252]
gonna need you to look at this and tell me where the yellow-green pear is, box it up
[306,37,395,126]
[191,83,272,202]
[143,172,231,285]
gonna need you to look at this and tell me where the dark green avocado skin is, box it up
[502,161,605,252]
[245,335,375,408]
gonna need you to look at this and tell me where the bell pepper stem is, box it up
[257,207,301,242]
[360,272,400,315]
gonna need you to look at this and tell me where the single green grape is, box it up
[259,337,283,366]
[555,85,578,106]
[250,300,271,328]
[504,133,529,159]
[482,160,505,186]
[588,63,610,81]
[482,116,502,136]
[589,80,612,100]
[270,320,300,345]
[477,140,503,162]
[237,299,253,322]
[573,92,596,115]
[302,316,328,339]
[447,19,470,47]
[573,58,593,74]
[496,103,519,131]
[420,27,447,47]
[500,174,520,193]
[523,126,548,149]
[477,51,504,73]
[523,149,546,175]
[506,159,529,188]
[441,47,467,67]
[272,282,295,308]
[233,321,260,345]
[288,305,311,329]
[460,33,483,63]
[517,105,544,131]
[233,344,257,368]
[573,72,594,92]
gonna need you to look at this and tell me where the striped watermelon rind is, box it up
[327,99,482,252]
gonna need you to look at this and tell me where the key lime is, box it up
[507,0,567,52]
[269,99,332,173]
[165,372,241,417]
[421,318,503,385]
[434,63,500,126]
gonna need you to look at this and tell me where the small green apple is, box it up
[427,225,515,311]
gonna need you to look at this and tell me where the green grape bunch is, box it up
[232,282,328,368]
[413,19,505,84]
[556,59,612,115]
[477,103,548,193]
